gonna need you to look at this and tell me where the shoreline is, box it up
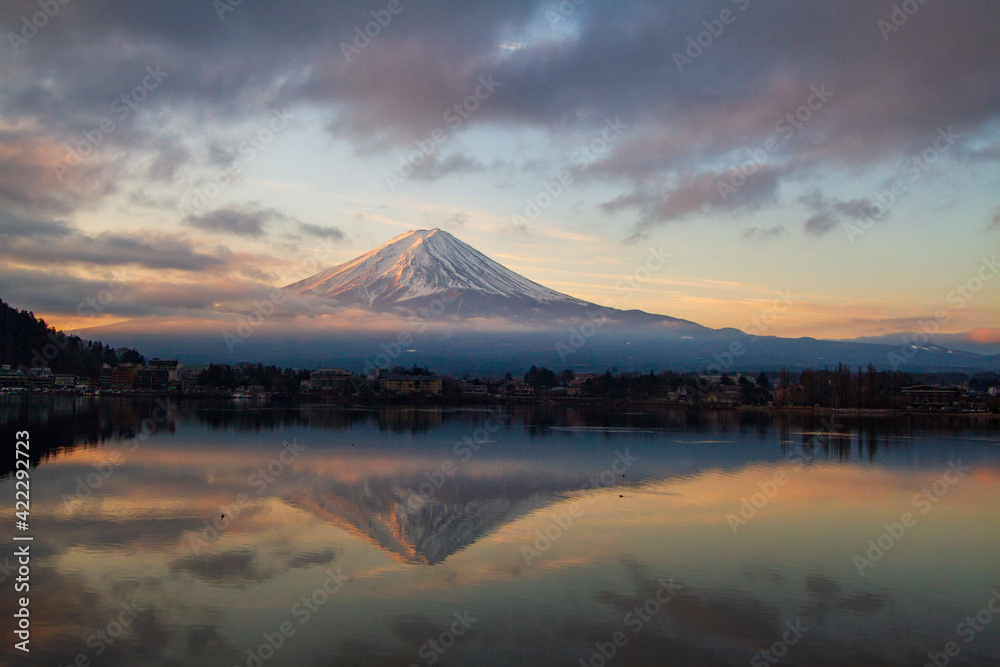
[2,390,997,419]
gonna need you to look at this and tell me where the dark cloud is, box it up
[799,189,881,236]
[742,226,785,240]
[299,222,345,240]
[184,204,293,237]
[602,166,783,231]
[0,128,116,215]
[0,229,231,271]
[0,0,997,243]
[0,265,277,319]
[407,151,487,182]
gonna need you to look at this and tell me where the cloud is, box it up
[798,189,880,236]
[422,209,470,229]
[0,228,232,271]
[407,151,487,182]
[184,204,295,237]
[0,127,116,215]
[0,0,996,315]
[602,165,783,231]
[0,265,281,320]
[299,222,344,239]
[742,226,785,240]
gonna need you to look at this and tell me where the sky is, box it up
[0,0,998,340]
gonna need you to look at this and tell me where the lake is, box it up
[1,398,999,666]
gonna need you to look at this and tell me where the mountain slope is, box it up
[288,228,587,307]
[286,228,698,324]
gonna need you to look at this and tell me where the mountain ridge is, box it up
[285,227,702,325]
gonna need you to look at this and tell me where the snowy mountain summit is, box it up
[286,228,595,316]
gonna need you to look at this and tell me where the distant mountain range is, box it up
[75,229,999,374]
[839,329,1000,357]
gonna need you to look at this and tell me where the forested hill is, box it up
[0,298,144,377]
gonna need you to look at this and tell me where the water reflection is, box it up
[1,399,998,666]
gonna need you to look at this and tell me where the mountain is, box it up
[286,228,698,324]
[73,230,1000,374]
[841,329,1000,357]
[0,297,145,374]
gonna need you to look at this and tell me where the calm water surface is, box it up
[1,398,999,666]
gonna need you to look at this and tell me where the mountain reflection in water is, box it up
[1,397,998,666]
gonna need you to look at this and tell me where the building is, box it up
[462,382,487,396]
[380,375,443,396]
[54,374,76,388]
[111,364,138,390]
[512,382,535,398]
[310,368,356,393]
[901,385,963,409]
[147,359,180,383]
[27,367,54,390]
[135,368,170,390]
[0,366,26,389]
[98,365,113,389]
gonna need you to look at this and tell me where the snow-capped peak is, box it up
[286,228,590,310]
